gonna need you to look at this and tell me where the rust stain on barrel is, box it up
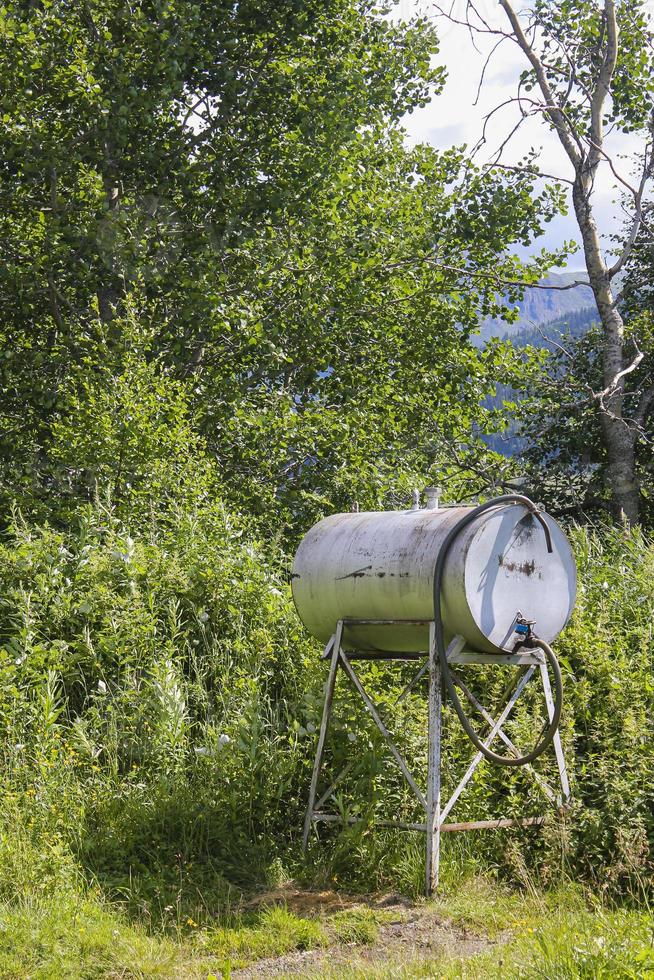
[498,555,536,577]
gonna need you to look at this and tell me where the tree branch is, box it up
[586,0,619,180]
[473,35,511,106]
[594,350,645,408]
[536,325,574,359]
[608,113,654,278]
[498,0,583,169]
[481,161,574,186]
[422,259,588,291]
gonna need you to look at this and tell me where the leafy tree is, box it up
[621,202,654,322]
[188,132,565,530]
[440,0,654,525]
[50,335,215,525]
[512,197,654,523]
[0,0,562,534]
[515,313,654,524]
[0,0,430,511]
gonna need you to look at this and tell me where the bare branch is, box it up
[585,139,642,200]
[608,114,654,278]
[473,35,510,106]
[466,0,498,36]
[595,350,645,407]
[432,1,512,38]
[536,325,575,359]
[482,161,574,186]
[499,0,583,168]
[484,113,530,165]
[586,0,619,180]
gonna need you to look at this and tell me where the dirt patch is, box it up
[243,887,363,916]
[234,894,504,978]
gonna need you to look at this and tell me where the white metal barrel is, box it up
[291,504,576,653]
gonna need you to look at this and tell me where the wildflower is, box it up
[97,680,107,694]
[194,746,210,757]
[217,733,231,746]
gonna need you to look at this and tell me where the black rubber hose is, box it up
[432,495,564,767]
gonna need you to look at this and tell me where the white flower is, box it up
[194,746,211,757]
[347,732,356,743]
[217,733,231,746]
[97,680,107,694]
[198,611,209,623]
[12,743,25,752]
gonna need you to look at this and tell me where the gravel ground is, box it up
[234,892,503,978]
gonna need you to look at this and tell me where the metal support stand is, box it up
[426,621,441,895]
[303,619,570,895]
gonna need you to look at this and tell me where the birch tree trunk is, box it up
[571,179,640,525]
[495,0,646,525]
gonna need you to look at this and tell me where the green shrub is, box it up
[552,525,654,898]
[0,500,321,915]
[0,505,653,919]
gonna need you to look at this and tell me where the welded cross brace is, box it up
[302,620,570,896]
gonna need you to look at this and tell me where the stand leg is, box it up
[303,621,343,851]
[426,622,442,895]
[540,661,571,805]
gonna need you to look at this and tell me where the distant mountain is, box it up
[482,303,599,457]
[480,271,596,341]
[501,305,598,350]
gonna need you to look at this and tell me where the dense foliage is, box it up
[0,0,563,534]
[511,312,654,524]
[0,504,652,924]
[0,502,316,912]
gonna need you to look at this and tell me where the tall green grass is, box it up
[0,501,320,918]
[0,503,652,936]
